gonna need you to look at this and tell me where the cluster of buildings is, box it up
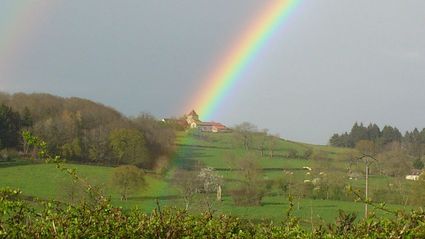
[163,110,229,133]
[185,110,228,133]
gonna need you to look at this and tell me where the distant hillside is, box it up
[0,92,175,168]
[0,92,123,124]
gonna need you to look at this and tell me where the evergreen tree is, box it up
[0,104,22,149]
[413,158,424,170]
[21,107,33,128]
[380,126,402,146]
[350,122,368,143]
[367,123,381,141]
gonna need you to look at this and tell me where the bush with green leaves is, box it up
[230,156,267,206]
[3,187,425,238]
[112,165,145,201]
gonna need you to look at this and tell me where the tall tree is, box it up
[355,140,376,156]
[173,169,201,210]
[109,128,149,165]
[350,122,368,143]
[367,123,381,141]
[21,107,33,128]
[112,165,145,201]
[267,133,280,158]
[257,129,268,157]
[85,126,112,163]
[0,104,22,149]
[377,143,410,177]
[230,154,267,206]
[379,126,402,146]
[131,113,175,159]
[233,122,257,150]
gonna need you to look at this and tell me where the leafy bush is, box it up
[303,148,313,159]
[3,187,425,238]
[287,148,298,158]
[230,186,265,206]
[230,155,266,206]
[112,165,145,201]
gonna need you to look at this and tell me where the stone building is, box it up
[185,110,229,132]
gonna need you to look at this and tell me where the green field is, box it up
[0,132,412,222]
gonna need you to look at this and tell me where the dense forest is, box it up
[0,92,176,169]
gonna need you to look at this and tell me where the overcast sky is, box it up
[1,0,425,144]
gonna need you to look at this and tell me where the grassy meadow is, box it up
[0,131,413,223]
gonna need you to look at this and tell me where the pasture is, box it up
[0,132,413,223]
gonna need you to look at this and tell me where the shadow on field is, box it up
[215,168,306,171]
[262,202,338,210]
[173,146,214,169]
[176,143,232,150]
[314,204,337,208]
[262,202,288,206]
[0,159,37,168]
[129,195,181,201]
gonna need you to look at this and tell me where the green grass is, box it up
[0,163,110,198]
[0,132,413,222]
[216,196,406,223]
[0,161,411,222]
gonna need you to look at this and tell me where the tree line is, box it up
[0,92,175,169]
[329,122,403,149]
[0,104,32,149]
[332,122,424,156]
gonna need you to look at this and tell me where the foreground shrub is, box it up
[2,188,425,238]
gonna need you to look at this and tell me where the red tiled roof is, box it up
[198,122,227,129]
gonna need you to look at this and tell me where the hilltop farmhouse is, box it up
[162,110,229,133]
[185,110,229,133]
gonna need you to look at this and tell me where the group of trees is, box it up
[233,122,280,158]
[0,104,32,150]
[330,122,425,171]
[329,123,402,149]
[0,92,175,169]
[229,154,270,206]
[404,128,425,163]
[173,166,223,210]
[172,153,272,208]
[330,122,425,157]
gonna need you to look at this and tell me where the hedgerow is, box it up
[2,187,425,238]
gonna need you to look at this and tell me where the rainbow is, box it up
[188,0,301,121]
[0,1,57,88]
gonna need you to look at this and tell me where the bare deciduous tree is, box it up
[233,122,257,150]
[173,169,201,210]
